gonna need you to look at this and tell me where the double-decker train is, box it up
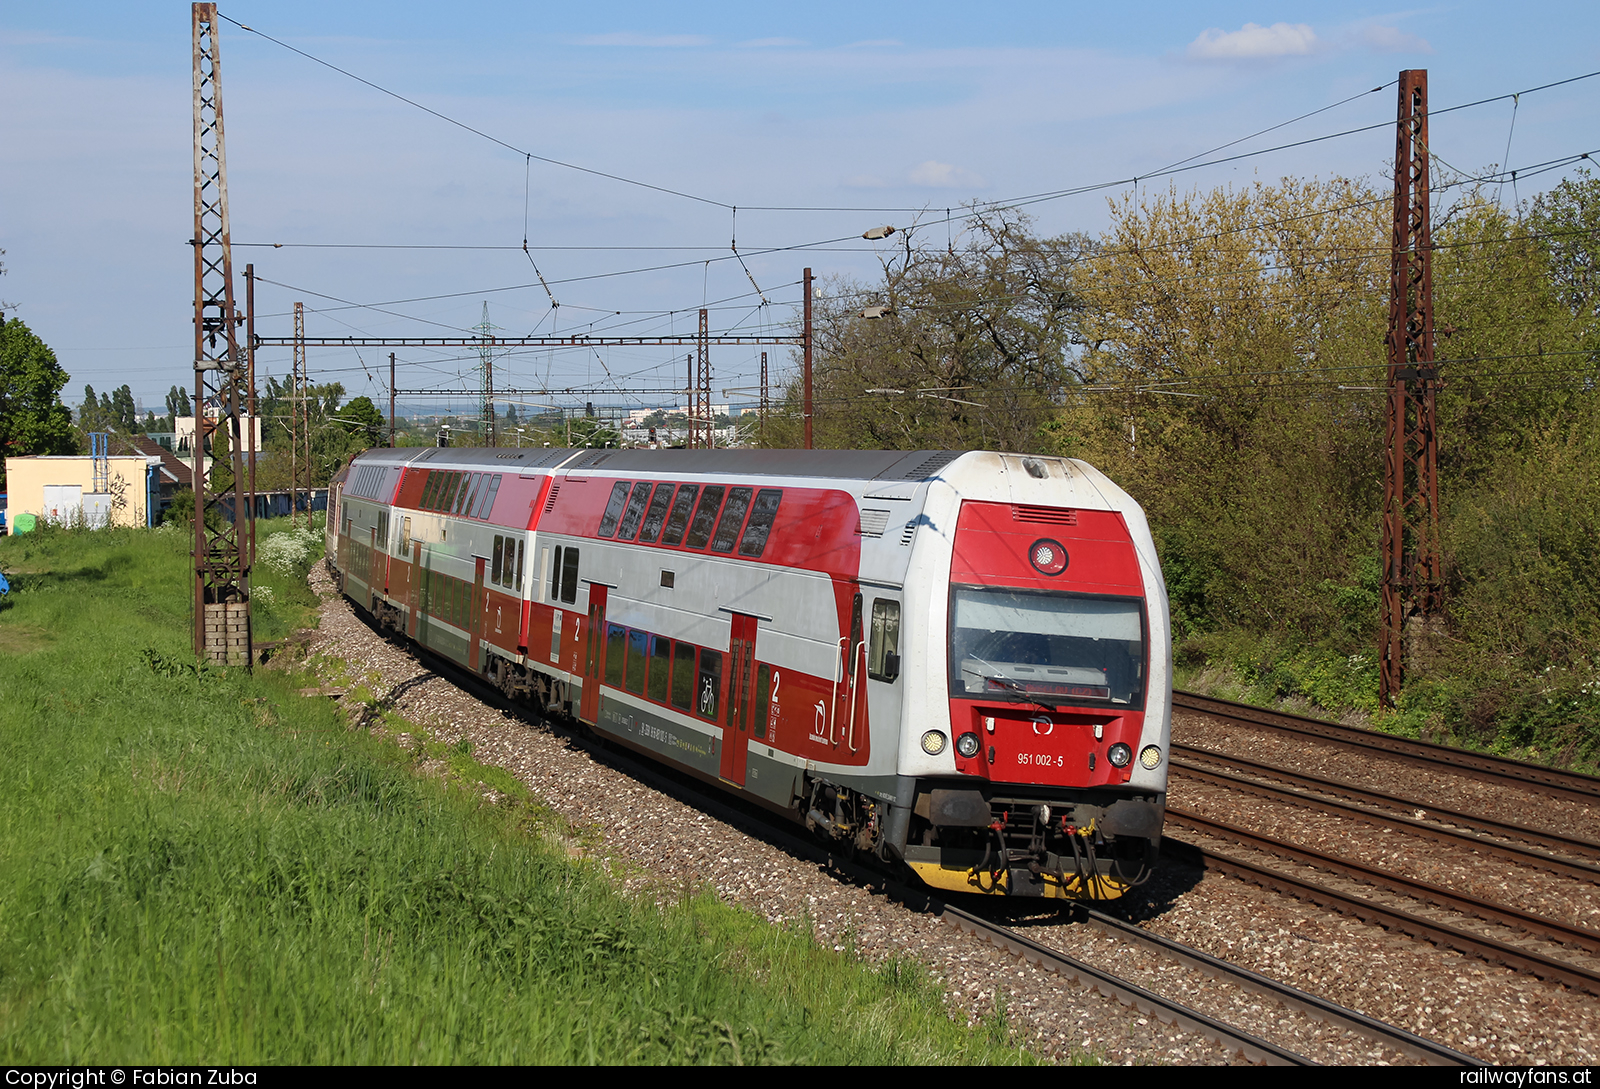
[325,446,1171,900]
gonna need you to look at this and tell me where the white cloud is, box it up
[1187,22,1320,60]
[738,37,807,48]
[576,33,712,48]
[907,160,986,188]
[1353,24,1432,53]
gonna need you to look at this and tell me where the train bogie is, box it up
[325,446,1170,902]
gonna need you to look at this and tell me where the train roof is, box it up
[348,445,965,481]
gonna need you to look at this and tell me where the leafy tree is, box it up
[166,384,192,423]
[1064,176,1388,638]
[0,317,75,487]
[773,208,1088,452]
[338,395,385,445]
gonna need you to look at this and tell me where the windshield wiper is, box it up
[962,656,1064,710]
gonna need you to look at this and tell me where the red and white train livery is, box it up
[326,446,1171,900]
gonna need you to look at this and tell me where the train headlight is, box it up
[1139,745,1163,770]
[956,731,981,758]
[1108,742,1132,768]
[920,730,948,756]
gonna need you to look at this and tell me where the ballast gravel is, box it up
[296,567,1595,1064]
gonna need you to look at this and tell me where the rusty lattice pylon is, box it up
[191,2,254,666]
[1380,68,1439,707]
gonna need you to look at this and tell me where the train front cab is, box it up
[898,485,1170,902]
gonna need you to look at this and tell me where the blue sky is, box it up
[3,2,1597,418]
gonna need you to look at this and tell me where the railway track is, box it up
[1169,691,1600,995]
[1164,811,1600,995]
[1172,690,1600,805]
[352,613,1485,1066]
[1170,750,1600,880]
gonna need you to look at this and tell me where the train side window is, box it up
[696,648,723,721]
[378,510,390,552]
[671,641,696,710]
[648,636,670,703]
[597,481,631,537]
[637,483,675,543]
[492,536,505,584]
[753,663,772,738]
[684,486,726,549]
[549,546,562,602]
[439,473,459,514]
[616,481,652,540]
[605,624,626,686]
[869,599,901,682]
[560,548,580,604]
[460,473,482,516]
[476,474,501,519]
[625,630,647,694]
[419,472,436,510]
[514,539,525,593]
[401,516,412,554]
[710,487,753,553]
[738,489,783,557]
[660,485,698,545]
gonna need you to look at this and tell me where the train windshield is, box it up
[949,586,1146,708]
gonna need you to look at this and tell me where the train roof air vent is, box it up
[543,484,561,513]
[857,509,890,538]
[900,522,917,547]
[881,450,960,481]
[1012,505,1077,525]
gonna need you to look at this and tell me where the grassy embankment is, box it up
[0,521,1046,1065]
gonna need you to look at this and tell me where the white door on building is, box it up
[42,484,82,524]
[83,493,112,528]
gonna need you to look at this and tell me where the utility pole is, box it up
[685,354,694,448]
[476,302,496,447]
[245,263,257,565]
[292,301,304,528]
[1380,68,1440,708]
[803,267,814,449]
[190,2,252,666]
[389,352,397,447]
[696,308,711,450]
[759,350,768,446]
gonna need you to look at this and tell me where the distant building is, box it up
[3,453,169,531]
[175,414,263,455]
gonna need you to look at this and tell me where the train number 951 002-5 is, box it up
[1016,753,1065,767]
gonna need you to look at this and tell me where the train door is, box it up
[720,613,759,786]
[408,542,422,639]
[579,584,608,724]
[470,556,486,674]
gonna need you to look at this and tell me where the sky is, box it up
[3,1,1597,422]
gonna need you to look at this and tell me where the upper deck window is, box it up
[737,489,782,557]
[710,487,753,553]
[597,481,631,537]
[684,486,726,549]
[638,484,675,543]
[660,485,699,546]
[616,482,653,540]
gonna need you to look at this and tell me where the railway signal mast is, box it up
[1380,69,1440,707]
[191,2,254,666]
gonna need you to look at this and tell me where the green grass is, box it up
[0,522,1045,1064]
